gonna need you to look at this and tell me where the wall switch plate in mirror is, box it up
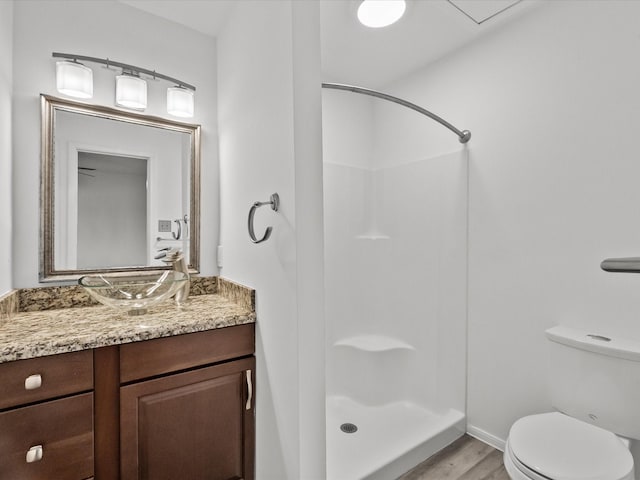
[158,220,172,232]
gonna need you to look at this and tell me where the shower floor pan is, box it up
[326,395,465,480]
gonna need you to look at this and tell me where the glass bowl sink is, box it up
[79,271,189,315]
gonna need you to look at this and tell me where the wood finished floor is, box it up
[397,435,510,480]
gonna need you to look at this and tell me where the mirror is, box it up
[40,94,201,281]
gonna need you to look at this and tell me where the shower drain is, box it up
[340,423,358,434]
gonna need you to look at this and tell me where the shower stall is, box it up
[322,84,469,480]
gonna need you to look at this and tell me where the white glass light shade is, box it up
[357,0,406,28]
[56,61,93,99]
[115,75,147,110]
[167,87,195,118]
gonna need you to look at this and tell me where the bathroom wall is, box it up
[375,0,640,449]
[12,0,218,286]
[217,1,325,479]
[322,91,375,346]
[0,1,13,296]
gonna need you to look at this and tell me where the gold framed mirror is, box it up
[40,94,201,281]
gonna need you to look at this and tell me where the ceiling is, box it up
[120,0,537,88]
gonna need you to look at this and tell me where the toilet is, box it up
[504,325,639,480]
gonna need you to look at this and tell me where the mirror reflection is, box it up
[76,151,148,269]
[41,95,200,281]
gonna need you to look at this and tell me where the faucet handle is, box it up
[160,248,183,263]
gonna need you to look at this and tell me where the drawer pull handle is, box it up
[245,370,252,410]
[24,374,42,390]
[26,445,43,463]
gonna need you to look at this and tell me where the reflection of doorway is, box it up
[77,152,148,268]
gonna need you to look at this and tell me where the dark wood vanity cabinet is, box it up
[96,323,256,480]
[0,323,255,480]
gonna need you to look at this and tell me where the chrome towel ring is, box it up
[248,193,280,244]
[172,219,182,240]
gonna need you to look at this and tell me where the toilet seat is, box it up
[504,440,554,480]
[506,412,634,480]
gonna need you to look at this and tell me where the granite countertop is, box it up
[0,278,256,363]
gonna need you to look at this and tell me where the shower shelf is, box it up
[333,335,415,352]
[355,234,390,241]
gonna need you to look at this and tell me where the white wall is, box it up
[322,92,377,349]
[12,0,218,286]
[0,1,13,295]
[217,1,325,478]
[378,0,640,450]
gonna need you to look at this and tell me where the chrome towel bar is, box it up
[248,193,280,244]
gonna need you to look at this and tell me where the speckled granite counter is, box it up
[0,277,256,363]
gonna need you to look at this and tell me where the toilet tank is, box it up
[546,326,640,440]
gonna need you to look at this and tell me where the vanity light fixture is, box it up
[52,52,196,118]
[167,86,194,118]
[357,0,407,28]
[55,60,93,99]
[115,72,147,110]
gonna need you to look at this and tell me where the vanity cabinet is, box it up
[0,350,94,480]
[96,323,256,480]
[0,323,255,480]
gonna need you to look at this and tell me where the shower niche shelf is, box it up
[355,234,390,241]
[333,335,415,352]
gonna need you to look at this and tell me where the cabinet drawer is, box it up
[120,323,255,383]
[0,350,93,409]
[0,392,94,480]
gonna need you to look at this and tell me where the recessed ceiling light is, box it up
[357,0,406,28]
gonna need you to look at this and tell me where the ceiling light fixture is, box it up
[357,0,407,28]
[52,52,196,118]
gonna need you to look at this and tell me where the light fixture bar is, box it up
[52,52,196,91]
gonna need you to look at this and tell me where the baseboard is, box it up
[466,424,506,452]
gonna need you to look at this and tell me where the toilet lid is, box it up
[509,412,634,480]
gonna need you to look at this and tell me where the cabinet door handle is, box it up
[245,370,252,410]
[26,445,43,463]
[24,374,42,390]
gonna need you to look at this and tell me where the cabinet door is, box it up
[120,357,255,480]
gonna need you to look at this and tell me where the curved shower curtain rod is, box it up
[321,82,471,144]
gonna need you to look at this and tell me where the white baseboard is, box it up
[466,424,506,452]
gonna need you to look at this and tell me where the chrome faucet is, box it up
[160,248,190,305]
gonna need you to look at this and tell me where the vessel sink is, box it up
[79,271,188,315]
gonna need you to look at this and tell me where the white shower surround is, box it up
[323,90,468,479]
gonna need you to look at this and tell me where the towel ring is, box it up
[248,193,280,244]
[172,219,182,240]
